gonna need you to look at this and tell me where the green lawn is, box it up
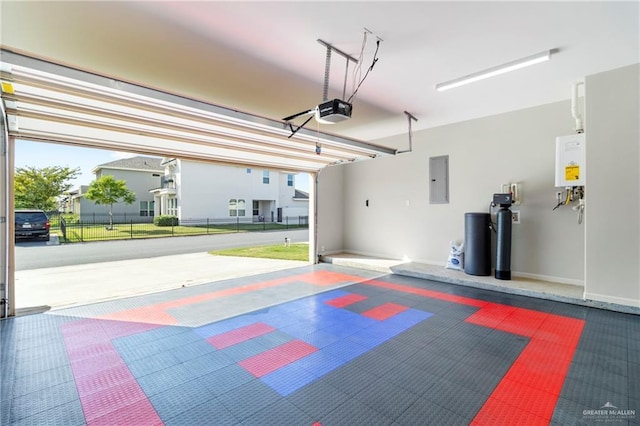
[58,222,307,243]
[209,243,309,261]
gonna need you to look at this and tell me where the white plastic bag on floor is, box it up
[445,241,464,270]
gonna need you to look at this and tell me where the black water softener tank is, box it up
[494,193,513,280]
[464,213,491,276]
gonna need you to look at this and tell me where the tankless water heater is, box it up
[555,133,586,187]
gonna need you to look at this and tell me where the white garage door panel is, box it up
[14,116,334,171]
[1,51,395,173]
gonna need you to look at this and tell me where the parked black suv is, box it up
[15,210,50,241]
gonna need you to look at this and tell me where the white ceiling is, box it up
[1,1,638,146]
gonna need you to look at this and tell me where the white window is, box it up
[167,198,178,216]
[246,168,252,174]
[263,170,270,184]
[287,174,294,187]
[229,199,246,217]
[140,200,155,217]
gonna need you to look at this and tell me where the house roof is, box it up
[93,156,164,173]
[294,190,309,200]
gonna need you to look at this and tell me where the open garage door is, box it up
[0,49,395,317]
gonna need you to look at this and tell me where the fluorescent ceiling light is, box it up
[435,50,551,91]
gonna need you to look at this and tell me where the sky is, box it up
[14,140,311,193]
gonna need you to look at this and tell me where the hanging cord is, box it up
[352,30,367,95]
[348,39,380,104]
[552,188,571,210]
[315,118,321,155]
[576,198,585,224]
[573,187,585,224]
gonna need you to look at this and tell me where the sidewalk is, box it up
[15,253,308,312]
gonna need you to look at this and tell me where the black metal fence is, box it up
[57,215,309,243]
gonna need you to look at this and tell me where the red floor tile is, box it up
[208,322,275,349]
[365,279,488,307]
[326,293,368,308]
[86,396,162,426]
[362,302,408,320]
[239,340,317,377]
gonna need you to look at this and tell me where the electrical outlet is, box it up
[512,211,521,224]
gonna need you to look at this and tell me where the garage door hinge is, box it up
[0,216,5,223]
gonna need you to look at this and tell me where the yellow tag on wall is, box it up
[1,81,15,94]
[565,165,580,181]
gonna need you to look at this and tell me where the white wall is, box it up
[179,160,251,219]
[83,169,160,218]
[321,99,586,284]
[317,165,345,255]
[177,161,305,220]
[584,64,640,308]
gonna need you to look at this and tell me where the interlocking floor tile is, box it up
[197,364,255,396]
[325,293,368,308]
[396,396,468,425]
[86,397,162,426]
[217,379,281,421]
[240,340,317,377]
[149,379,215,421]
[320,397,394,425]
[288,379,350,420]
[11,365,75,398]
[74,363,134,395]
[243,398,315,426]
[136,364,199,397]
[9,380,79,422]
[422,377,488,422]
[345,350,402,378]
[321,364,379,397]
[9,399,85,426]
[353,377,420,420]
[126,351,182,378]
[2,265,636,425]
[163,398,238,426]
[208,322,275,349]
[560,376,630,409]
[260,363,318,396]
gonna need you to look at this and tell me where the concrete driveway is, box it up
[15,253,308,312]
[14,230,310,313]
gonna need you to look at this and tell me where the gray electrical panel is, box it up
[429,155,449,204]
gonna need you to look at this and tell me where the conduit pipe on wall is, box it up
[0,100,8,318]
[397,111,418,154]
[572,81,584,133]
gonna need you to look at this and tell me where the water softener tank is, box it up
[495,207,512,280]
[464,213,491,276]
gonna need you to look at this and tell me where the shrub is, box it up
[61,213,80,224]
[154,215,179,226]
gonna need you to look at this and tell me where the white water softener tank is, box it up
[555,134,586,187]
